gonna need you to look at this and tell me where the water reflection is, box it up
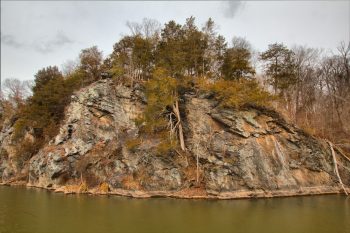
[0,186,349,233]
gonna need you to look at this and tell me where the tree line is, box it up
[1,17,349,160]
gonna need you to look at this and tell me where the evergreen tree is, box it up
[110,35,154,81]
[33,66,62,93]
[260,43,297,93]
[156,20,185,78]
[221,37,255,80]
[202,18,218,77]
[141,68,186,150]
[182,16,207,76]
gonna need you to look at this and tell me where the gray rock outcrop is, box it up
[1,79,349,198]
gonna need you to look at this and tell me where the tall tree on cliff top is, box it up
[110,35,154,81]
[110,36,134,79]
[156,20,185,78]
[131,36,154,80]
[202,18,227,78]
[182,16,207,76]
[221,37,255,80]
[260,43,297,94]
[79,46,103,83]
[33,66,62,93]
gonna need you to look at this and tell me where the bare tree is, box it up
[337,41,350,84]
[291,45,321,123]
[126,18,161,40]
[142,18,161,40]
[61,59,79,77]
[126,21,143,36]
[232,36,252,51]
[2,78,32,107]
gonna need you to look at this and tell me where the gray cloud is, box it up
[33,31,74,54]
[223,1,244,18]
[1,33,24,48]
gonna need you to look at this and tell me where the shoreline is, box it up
[1,182,349,200]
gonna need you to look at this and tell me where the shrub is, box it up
[125,138,142,152]
[79,182,88,193]
[99,182,109,193]
[122,175,140,190]
[196,78,274,108]
[156,138,177,156]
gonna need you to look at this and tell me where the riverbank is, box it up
[1,80,350,199]
[1,182,349,200]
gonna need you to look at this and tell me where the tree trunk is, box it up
[327,140,348,195]
[173,100,186,151]
[195,143,199,184]
[196,151,199,184]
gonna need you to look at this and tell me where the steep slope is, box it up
[1,79,349,198]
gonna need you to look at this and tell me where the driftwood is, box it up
[327,140,348,196]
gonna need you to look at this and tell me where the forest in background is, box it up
[1,17,349,163]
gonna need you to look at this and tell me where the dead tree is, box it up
[327,140,348,196]
[172,100,185,151]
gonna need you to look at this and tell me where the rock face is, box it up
[1,79,350,198]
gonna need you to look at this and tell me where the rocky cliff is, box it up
[1,79,350,198]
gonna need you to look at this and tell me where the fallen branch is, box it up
[327,140,348,196]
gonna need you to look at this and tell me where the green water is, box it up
[0,186,349,233]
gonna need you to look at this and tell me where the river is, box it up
[0,186,349,233]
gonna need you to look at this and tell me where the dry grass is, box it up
[91,140,106,155]
[125,138,142,152]
[62,184,81,193]
[122,175,141,190]
[79,182,88,193]
[177,187,207,197]
[99,182,109,193]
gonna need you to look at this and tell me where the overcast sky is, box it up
[1,1,349,81]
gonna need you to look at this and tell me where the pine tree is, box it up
[221,37,255,80]
[260,43,297,93]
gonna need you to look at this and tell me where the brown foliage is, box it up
[197,77,274,108]
[99,182,110,193]
[125,138,142,152]
[122,174,141,190]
